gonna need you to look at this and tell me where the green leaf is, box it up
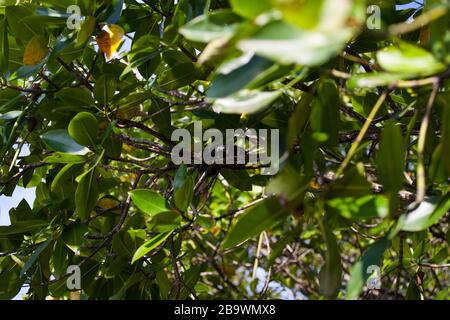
[94,74,117,106]
[0,110,21,121]
[158,62,202,90]
[347,72,409,90]
[20,238,53,278]
[131,232,172,264]
[0,257,25,300]
[222,197,287,249]
[179,265,202,299]
[76,149,105,182]
[267,164,308,201]
[68,112,99,147]
[310,80,340,146]
[25,7,70,27]
[0,16,9,73]
[50,162,82,193]
[129,189,168,216]
[103,135,122,158]
[377,41,445,76]
[346,237,391,300]
[399,197,450,232]
[272,0,324,29]
[44,153,87,164]
[76,16,96,47]
[238,21,353,66]
[62,224,89,248]
[377,121,405,193]
[41,129,88,155]
[55,88,95,108]
[109,273,142,300]
[52,239,69,278]
[0,220,48,236]
[148,212,182,233]
[5,6,44,41]
[179,10,241,43]
[229,0,271,19]
[319,220,342,299]
[115,91,152,119]
[212,90,280,114]
[149,97,172,137]
[74,169,99,220]
[208,55,274,98]
[326,195,389,220]
[173,165,194,212]
[406,280,422,300]
[327,164,371,198]
[121,35,161,80]
[112,230,135,257]
[220,169,253,191]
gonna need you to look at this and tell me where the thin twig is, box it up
[416,81,440,203]
[336,91,388,177]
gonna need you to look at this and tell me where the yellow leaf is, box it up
[97,197,121,210]
[116,104,142,120]
[23,36,48,66]
[309,178,321,190]
[96,24,124,59]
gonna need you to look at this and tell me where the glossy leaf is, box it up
[238,21,353,66]
[0,220,48,236]
[377,121,405,193]
[173,165,194,212]
[208,54,274,98]
[41,130,88,155]
[74,169,99,220]
[327,195,389,220]
[399,197,450,232]
[222,197,287,249]
[131,232,172,264]
[76,16,96,47]
[377,41,445,76]
[129,189,168,216]
[20,238,53,278]
[68,112,99,147]
[212,90,280,114]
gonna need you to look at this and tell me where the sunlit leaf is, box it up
[23,35,48,66]
[131,232,172,264]
[96,24,125,59]
[129,189,169,216]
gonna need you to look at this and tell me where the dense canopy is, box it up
[0,0,449,300]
